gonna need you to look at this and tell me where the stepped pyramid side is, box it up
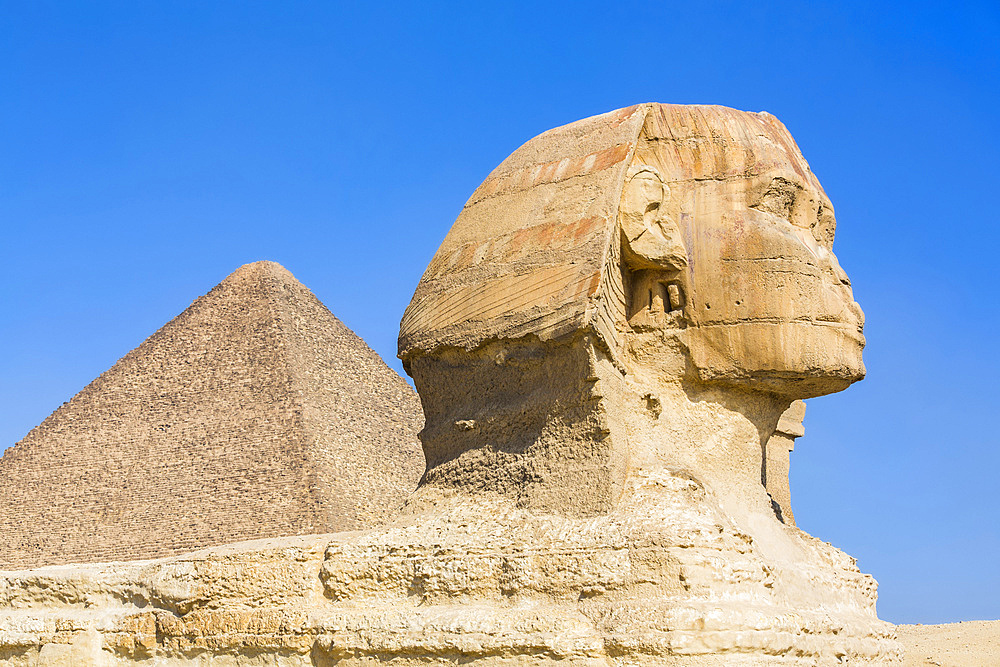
[272,265,426,528]
[0,261,424,570]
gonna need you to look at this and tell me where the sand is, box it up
[897,620,1000,666]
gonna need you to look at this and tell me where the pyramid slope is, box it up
[0,261,424,570]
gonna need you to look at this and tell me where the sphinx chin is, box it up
[685,320,866,399]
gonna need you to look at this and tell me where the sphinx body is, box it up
[0,105,899,666]
[324,103,894,664]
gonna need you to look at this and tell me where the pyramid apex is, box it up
[225,260,297,282]
[216,261,305,294]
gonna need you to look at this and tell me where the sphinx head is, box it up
[399,104,865,513]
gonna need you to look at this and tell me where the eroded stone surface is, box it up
[0,105,900,665]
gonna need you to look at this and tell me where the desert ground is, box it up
[898,620,1000,666]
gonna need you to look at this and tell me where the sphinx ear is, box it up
[620,165,687,271]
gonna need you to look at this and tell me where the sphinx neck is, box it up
[610,365,793,524]
[407,334,796,525]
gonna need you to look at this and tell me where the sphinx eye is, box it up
[752,177,802,220]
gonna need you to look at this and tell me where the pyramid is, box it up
[0,261,425,570]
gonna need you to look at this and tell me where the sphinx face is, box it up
[684,168,865,396]
[623,111,865,398]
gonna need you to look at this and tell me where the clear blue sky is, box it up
[2,1,997,624]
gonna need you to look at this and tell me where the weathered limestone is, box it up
[0,104,900,665]
[0,261,424,570]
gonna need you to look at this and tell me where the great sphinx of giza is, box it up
[398,103,864,520]
[0,104,899,665]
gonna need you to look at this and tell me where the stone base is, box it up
[0,469,899,665]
